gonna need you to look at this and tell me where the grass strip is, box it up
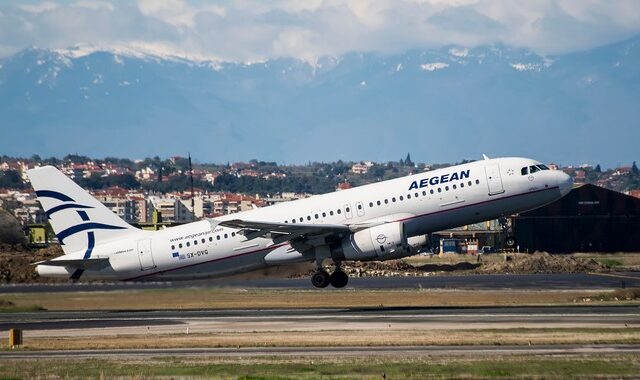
[17,328,640,350]
[1,354,639,379]
[0,288,628,311]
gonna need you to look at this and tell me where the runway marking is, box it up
[588,272,640,281]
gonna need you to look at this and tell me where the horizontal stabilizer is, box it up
[35,258,111,270]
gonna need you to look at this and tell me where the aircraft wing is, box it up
[218,219,356,244]
[34,258,111,270]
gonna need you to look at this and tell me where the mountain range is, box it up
[1,37,639,167]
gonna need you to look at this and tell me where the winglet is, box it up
[482,154,490,160]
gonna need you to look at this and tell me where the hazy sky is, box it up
[1,0,640,61]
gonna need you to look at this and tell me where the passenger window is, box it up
[475,179,480,184]
[224,233,228,239]
[171,245,175,250]
[232,232,236,237]
[453,184,457,189]
[460,183,464,188]
[430,189,434,194]
[468,181,472,186]
[392,197,396,202]
[337,209,342,214]
[186,242,190,247]
[369,202,374,207]
[357,204,362,210]
[284,220,288,223]
[330,211,334,215]
[322,212,326,217]
[377,200,381,206]
[415,192,419,197]
[529,165,539,174]
[201,238,205,243]
[384,199,388,204]
[209,237,213,242]
[299,217,304,222]
[399,196,404,201]
[438,188,442,193]
[521,167,528,175]
[292,219,296,223]
[422,191,426,196]
[407,194,411,199]
[445,186,449,191]
[346,207,350,212]
[216,236,220,240]
[307,216,311,221]
[315,214,319,219]
[179,243,183,248]
[194,240,197,245]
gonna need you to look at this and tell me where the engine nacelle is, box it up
[331,222,411,261]
[407,235,428,253]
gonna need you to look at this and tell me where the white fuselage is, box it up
[38,157,572,281]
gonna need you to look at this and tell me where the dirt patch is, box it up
[0,244,64,283]
[474,252,608,274]
[293,252,609,278]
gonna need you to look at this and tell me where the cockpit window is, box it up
[529,165,540,174]
[537,164,549,170]
[521,167,528,175]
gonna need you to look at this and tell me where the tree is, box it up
[632,161,639,176]
[0,170,24,189]
[595,164,601,173]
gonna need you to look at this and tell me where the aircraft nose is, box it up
[556,171,573,197]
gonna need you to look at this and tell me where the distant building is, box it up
[512,184,640,253]
[351,161,374,174]
[336,181,352,191]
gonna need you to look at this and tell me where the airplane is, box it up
[28,156,573,288]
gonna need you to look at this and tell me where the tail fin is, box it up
[27,166,138,255]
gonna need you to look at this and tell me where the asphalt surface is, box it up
[2,272,639,293]
[2,305,639,332]
[2,344,640,360]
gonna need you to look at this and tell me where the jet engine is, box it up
[330,222,413,261]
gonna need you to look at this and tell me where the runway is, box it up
[2,272,639,293]
[2,305,639,338]
[3,344,640,360]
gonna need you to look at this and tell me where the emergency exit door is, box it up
[137,239,156,271]
[484,164,505,196]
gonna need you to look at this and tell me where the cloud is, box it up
[1,0,639,61]
[17,1,59,14]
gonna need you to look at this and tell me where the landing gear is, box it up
[310,262,349,289]
[329,269,349,288]
[311,269,331,288]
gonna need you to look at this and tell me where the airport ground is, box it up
[1,270,640,378]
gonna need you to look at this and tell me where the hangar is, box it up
[512,184,640,253]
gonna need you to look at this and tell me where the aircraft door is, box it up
[356,201,365,217]
[484,164,505,196]
[137,239,156,271]
[344,204,353,219]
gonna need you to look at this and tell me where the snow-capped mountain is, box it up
[0,36,639,166]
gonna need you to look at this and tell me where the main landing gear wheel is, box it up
[311,270,331,288]
[329,270,349,288]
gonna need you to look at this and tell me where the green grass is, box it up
[1,356,639,379]
[596,258,624,267]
